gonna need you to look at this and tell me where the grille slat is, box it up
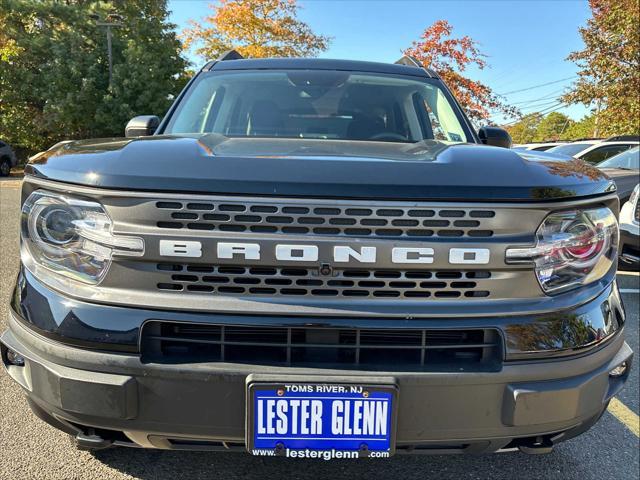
[146,335,496,350]
[155,201,496,238]
[157,264,492,299]
[141,322,502,371]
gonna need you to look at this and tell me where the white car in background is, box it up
[547,136,639,164]
[619,183,640,270]
[512,142,567,152]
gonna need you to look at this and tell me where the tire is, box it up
[0,158,11,177]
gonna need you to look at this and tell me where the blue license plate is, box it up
[247,383,396,459]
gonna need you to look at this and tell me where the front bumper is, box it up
[1,278,633,455]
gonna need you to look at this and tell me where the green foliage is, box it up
[563,115,596,140]
[533,112,573,142]
[505,113,543,144]
[507,112,599,144]
[0,0,188,157]
[562,0,639,136]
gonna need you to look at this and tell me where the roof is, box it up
[204,57,435,78]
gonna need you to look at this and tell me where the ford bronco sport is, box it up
[1,53,632,458]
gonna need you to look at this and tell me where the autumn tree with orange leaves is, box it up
[405,20,518,123]
[181,0,330,60]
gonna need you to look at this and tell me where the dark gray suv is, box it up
[1,53,632,458]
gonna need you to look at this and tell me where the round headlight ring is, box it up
[38,206,78,245]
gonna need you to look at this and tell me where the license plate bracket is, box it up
[246,380,397,459]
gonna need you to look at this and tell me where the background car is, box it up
[515,149,573,162]
[547,136,639,164]
[618,183,640,270]
[596,146,640,204]
[512,142,567,151]
[0,139,18,176]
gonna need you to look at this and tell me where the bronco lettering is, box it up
[159,240,491,265]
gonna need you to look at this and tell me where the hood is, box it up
[25,135,616,201]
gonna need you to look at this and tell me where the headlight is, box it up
[506,207,618,294]
[21,190,144,284]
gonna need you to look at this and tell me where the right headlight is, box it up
[506,207,618,294]
[21,190,144,285]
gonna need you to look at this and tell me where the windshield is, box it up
[164,70,470,143]
[597,147,639,169]
[547,143,592,157]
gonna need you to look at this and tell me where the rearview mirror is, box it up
[125,115,160,138]
[478,126,512,149]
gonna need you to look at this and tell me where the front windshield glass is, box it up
[164,70,470,143]
[547,143,592,157]
[597,147,639,169]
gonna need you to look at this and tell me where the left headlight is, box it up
[21,190,144,285]
[506,207,618,294]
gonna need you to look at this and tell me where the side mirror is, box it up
[478,126,512,149]
[125,115,160,138]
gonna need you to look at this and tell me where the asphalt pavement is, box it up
[1,177,638,480]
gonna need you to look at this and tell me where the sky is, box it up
[167,0,593,123]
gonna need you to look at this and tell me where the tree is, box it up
[534,112,573,141]
[404,20,518,123]
[562,0,639,136]
[563,115,596,140]
[181,0,330,60]
[505,113,543,144]
[0,0,188,156]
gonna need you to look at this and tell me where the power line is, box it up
[537,102,568,115]
[498,76,577,96]
[499,102,569,128]
[490,99,565,125]
[484,55,568,88]
[519,99,563,113]
[510,88,567,106]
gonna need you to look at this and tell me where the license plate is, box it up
[247,382,396,459]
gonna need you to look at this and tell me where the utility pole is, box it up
[593,98,602,138]
[558,116,571,140]
[89,14,123,89]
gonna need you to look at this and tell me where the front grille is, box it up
[141,322,502,371]
[156,264,493,299]
[155,200,496,238]
[635,199,639,222]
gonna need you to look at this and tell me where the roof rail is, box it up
[570,137,603,142]
[394,55,438,78]
[604,135,639,142]
[201,50,244,72]
[218,49,244,62]
[395,55,422,68]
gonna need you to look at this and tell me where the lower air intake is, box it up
[141,322,502,372]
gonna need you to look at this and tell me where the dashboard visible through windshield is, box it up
[164,70,470,144]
